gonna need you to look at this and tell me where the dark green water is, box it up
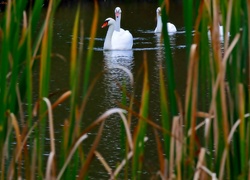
[45,1,188,179]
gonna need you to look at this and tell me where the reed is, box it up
[132,54,149,179]
[0,0,249,179]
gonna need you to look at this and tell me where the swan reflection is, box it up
[154,32,176,68]
[98,50,134,167]
[103,50,134,109]
[154,32,177,49]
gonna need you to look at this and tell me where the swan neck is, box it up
[156,15,162,32]
[104,24,115,50]
[115,14,121,31]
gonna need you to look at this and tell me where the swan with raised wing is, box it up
[154,7,177,34]
[102,17,133,50]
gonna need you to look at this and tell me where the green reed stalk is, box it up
[159,0,178,116]
[25,20,33,128]
[82,0,99,96]
[20,0,44,128]
[0,0,249,178]
[199,8,211,114]
[225,0,243,177]
[64,6,81,179]
[0,0,29,155]
[159,62,170,158]
[0,2,11,148]
[183,7,199,177]
[38,0,57,177]
[237,1,250,176]
[120,83,128,179]
[132,56,149,179]
[25,2,44,130]
[199,6,213,170]
[154,0,250,178]
[8,0,29,115]
[185,43,199,177]
[0,0,46,178]
[183,0,193,58]
[247,1,250,178]
[68,5,80,150]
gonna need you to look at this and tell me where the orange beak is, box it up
[101,21,108,28]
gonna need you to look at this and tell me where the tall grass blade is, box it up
[77,122,105,180]
[159,62,170,158]
[37,0,57,177]
[43,97,56,155]
[153,129,165,178]
[159,0,178,116]
[68,3,81,148]
[57,134,88,180]
[82,0,99,96]
[0,0,29,149]
[94,151,113,176]
[60,6,83,178]
[182,0,193,57]
[114,151,133,177]
[132,54,149,179]
[193,148,206,180]
[184,44,199,169]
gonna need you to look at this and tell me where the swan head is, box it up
[156,7,161,16]
[115,7,122,19]
[101,18,116,28]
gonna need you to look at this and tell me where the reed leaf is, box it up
[57,133,88,180]
[82,0,99,96]
[153,129,165,178]
[8,113,22,178]
[77,122,104,180]
[43,98,56,156]
[185,44,199,170]
[94,151,113,176]
[159,61,170,158]
[60,6,83,178]
[25,18,33,128]
[22,0,45,128]
[132,55,149,179]
[37,0,57,177]
[238,84,246,177]
[182,0,193,57]
[68,4,81,148]
[52,91,72,109]
[0,0,25,148]
[159,0,178,116]
[0,0,249,179]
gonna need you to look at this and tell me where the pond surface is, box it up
[47,1,188,179]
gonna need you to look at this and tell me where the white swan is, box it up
[102,17,133,50]
[154,7,177,34]
[207,25,230,42]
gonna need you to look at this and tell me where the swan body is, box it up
[102,18,133,50]
[208,25,230,40]
[218,25,230,36]
[154,7,177,34]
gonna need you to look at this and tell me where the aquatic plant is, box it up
[0,0,249,179]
